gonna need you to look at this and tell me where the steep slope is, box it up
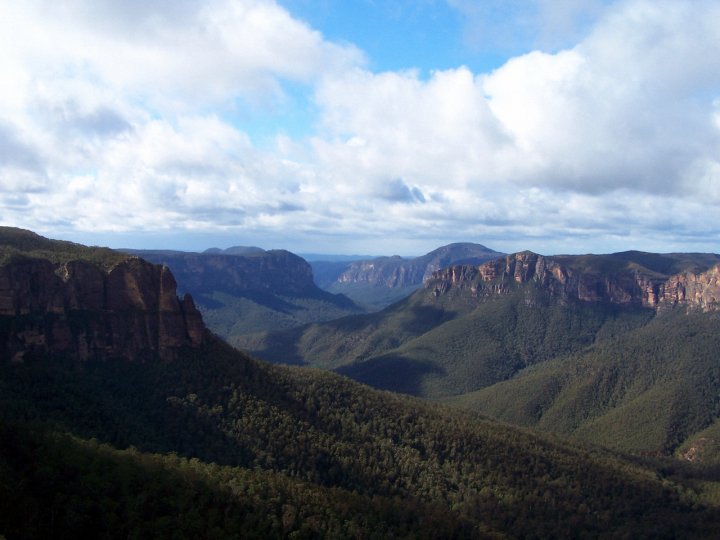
[124,248,362,346]
[247,280,656,394]
[450,309,720,456]
[248,250,720,455]
[0,227,204,362]
[316,242,504,310]
[252,250,720,374]
[5,337,720,538]
[4,231,720,537]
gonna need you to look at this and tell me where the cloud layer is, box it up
[1,0,719,254]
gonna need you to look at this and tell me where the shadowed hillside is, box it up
[248,250,720,459]
[4,230,720,537]
[313,242,504,310]
[124,248,363,345]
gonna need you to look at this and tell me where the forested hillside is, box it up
[247,250,720,460]
[123,248,363,344]
[3,336,720,538]
[4,229,720,537]
[450,309,720,456]
[315,243,503,310]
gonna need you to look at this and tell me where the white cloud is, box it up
[0,0,360,234]
[312,66,509,193]
[1,0,719,254]
[310,0,720,232]
[482,0,720,196]
[0,0,363,111]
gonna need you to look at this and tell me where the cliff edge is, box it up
[0,228,205,362]
[427,251,720,312]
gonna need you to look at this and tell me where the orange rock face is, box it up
[426,253,720,313]
[0,256,205,363]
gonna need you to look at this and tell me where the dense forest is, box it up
[3,336,720,537]
[244,252,720,461]
[450,308,720,453]
[4,227,720,537]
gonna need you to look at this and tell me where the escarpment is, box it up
[0,256,205,363]
[125,249,317,297]
[334,243,504,289]
[427,251,720,312]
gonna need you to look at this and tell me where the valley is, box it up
[310,242,504,311]
[248,250,720,458]
[3,227,720,537]
[7,1,719,537]
[122,247,364,347]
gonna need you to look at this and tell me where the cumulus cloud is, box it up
[1,0,363,110]
[482,0,720,195]
[1,0,719,254]
[315,0,720,199]
[308,0,720,252]
[312,66,509,194]
[0,0,360,232]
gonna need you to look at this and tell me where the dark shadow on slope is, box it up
[242,326,309,365]
[239,290,307,314]
[0,351,256,468]
[203,289,347,316]
[399,305,456,333]
[193,294,227,309]
[244,301,456,368]
[301,287,362,310]
[336,355,445,397]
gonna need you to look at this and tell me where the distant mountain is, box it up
[203,245,265,255]
[308,259,361,289]
[3,230,720,537]
[122,248,362,346]
[248,250,720,459]
[299,252,374,262]
[315,242,504,310]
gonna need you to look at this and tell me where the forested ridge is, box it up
[452,308,720,455]
[247,261,720,461]
[3,336,720,538]
[0,226,126,269]
[4,228,720,537]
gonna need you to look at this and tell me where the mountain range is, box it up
[4,227,720,537]
[248,250,720,459]
[311,242,503,310]
[122,247,363,347]
[120,242,503,347]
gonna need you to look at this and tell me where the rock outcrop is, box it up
[427,251,720,312]
[337,256,415,288]
[0,256,205,363]
[124,249,318,297]
[659,264,720,311]
[334,243,504,289]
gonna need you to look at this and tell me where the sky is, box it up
[1,0,719,256]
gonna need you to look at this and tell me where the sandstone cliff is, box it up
[124,249,318,297]
[334,243,504,289]
[426,251,720,312]
[0,255,205,363]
